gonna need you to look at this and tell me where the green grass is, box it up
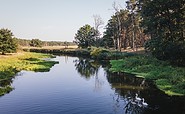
[110,55,185,96]
[0,52,58,80]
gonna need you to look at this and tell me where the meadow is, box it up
[0,52,58,80]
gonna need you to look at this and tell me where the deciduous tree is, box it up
[74,24,98,48]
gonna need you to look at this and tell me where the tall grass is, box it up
[0,52,58,80]
[110,55,185,96]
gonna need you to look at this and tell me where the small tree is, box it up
[74,24,98,48]
[0,28,17,55]
[30,39,43,47]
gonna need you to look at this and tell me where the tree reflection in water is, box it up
[74,58,105,92]
[74,58,100,79]
[0,71,24,96]
[0,78,14,96]
[74,58,185,114]
[107,72,150,114]
[74,58,150,113]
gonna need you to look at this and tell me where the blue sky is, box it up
[0,0,126,41]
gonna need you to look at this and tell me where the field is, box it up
[21,45,78,50]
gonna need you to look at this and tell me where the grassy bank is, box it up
[0,52,58,80]
[110,55,185,96]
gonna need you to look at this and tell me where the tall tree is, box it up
[74,24,98,48]
[113,2,122,51]
[103,9,147,49]
[93,15,104,47]
[126,0,141,51]
[103,15,118,49]
[0,28,17,55]
[140,0,185,65]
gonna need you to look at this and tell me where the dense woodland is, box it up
[74,0,185,66]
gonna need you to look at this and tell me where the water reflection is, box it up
[74,58,100,79]
[0,79,13,96]
[0,56,184,114]
[108,72,185,114]
[0,63,56,97]
[74,58,185,114]
[74,58,105,92]
[107,72,150,114]
[74,58,150,113]
[0,71,25,96]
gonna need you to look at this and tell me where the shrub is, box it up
[90,48,110,59]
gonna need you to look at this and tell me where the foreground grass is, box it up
[110,55,185,96]
[0,52,58,80]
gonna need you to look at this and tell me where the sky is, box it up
[0,0,126,41]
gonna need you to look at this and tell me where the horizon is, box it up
[0,0,126,42]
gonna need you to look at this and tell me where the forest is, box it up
[74,0,185,66]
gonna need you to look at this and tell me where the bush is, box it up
[90,48,110,59]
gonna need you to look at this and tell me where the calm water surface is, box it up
[0,56,184,114]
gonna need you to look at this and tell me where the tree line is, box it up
[74,0,185,66]
[0,28,76,55]
[15,38,76,47]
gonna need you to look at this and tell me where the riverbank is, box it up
[0,52,58,96]
[22,47,185,96]
[110,55,185,96]
[0,52,58,80]
[23,46,136,60]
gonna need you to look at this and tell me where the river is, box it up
[0,56,184,114]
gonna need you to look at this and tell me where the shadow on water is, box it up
[74,57,185,114]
